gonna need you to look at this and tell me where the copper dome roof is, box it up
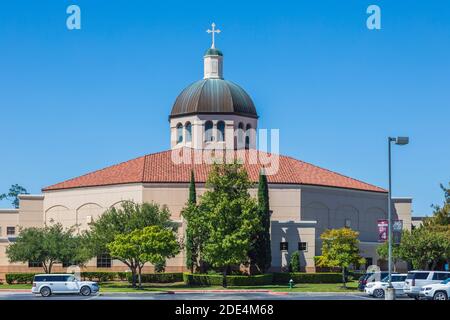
[170,79,258,119]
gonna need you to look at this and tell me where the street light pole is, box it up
[386,136,409,301]
[387,137,394,289]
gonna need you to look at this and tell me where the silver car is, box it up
[31,274,99,297]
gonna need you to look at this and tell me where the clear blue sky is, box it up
[1,1,449,216]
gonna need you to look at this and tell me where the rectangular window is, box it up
[28,261,43,268]
[97,254,112,268]
[298,242,308,251]
[6,227,15,236]
[280,242,288,251]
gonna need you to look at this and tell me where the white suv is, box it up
[419,278,450,300]
[404,271,450,299]
[32,274,99,297]
[364,274,407,298]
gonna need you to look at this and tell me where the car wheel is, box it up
[433,291,448,301]
[40,287,52,297]
[80,286,92,296]
[373,289,385,299]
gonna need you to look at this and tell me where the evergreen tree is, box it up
[249,169,272,273]
[189,170,197,205]
[184,170,197,272]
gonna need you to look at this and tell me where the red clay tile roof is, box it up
[42,149,386,193]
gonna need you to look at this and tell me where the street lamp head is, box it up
[395,136,409,145]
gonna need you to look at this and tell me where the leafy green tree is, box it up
[316,228,365,287]
[289,251,301,272]
[423,183,450,228]
[401,183,450,269]
[184,170,198,272]
[0,184,28,208]
[198,162,260,287]
[82,201,176,287]
[397,227,450,270]
[108,225,180,287]
[376,241,402,272]
[249,169,272,274]
[6,223,87,273]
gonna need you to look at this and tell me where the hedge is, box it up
[127,273,183,284]
[5,273,37,284]
[183,273,273,286]
[273,272,342,284]
[80,272,117,282]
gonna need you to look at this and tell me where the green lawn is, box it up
[0,281,358,293]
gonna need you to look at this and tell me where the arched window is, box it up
[176,123,183,144]
[237,122,244,147]
[185,122,192,142]
[205,121,213,142]
[245,124,252,149]
[217,121,225,142]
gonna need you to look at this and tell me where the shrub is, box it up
[273,272,342,284]
[226,274,273,286]
[127,273,183,284]
[5,273,37,284]
[289,251,301,272]
[117,272,127,281]
[80,272,116,282]
[183,273,273,286]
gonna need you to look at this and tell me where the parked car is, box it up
[31,274,99,297]
[364,274,407,298]
[419,278,450,300]
[404,270,450,299]
[358,272,389,291]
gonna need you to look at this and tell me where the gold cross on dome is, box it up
[206,22,221,48]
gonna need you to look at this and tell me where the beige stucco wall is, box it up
[300,185,389,256]
[43,184,143,232]
[0,181,412,277]
[270,221,316,272]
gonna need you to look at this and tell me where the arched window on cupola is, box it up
[245,124,252,149]
[176,123,183,144]
[205,121,214,142]
[185,122,192,142]
[217,121,225,142]
[237,122,244,147]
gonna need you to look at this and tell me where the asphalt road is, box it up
[0,291,414,300]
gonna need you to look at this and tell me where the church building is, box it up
[0,25,412,279]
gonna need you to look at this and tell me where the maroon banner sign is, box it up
[377,219,389,242]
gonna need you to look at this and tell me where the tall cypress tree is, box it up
[184,170,197,272]
[188,170,196,205]
[249,169,272,273]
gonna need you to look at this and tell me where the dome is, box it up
[204,48,223,56]
[170,79,258,119]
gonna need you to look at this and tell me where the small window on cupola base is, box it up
[176,123,183,143]
[217,121,225,141]
[245,124,252,149]
[185,122,192,142]
[205,121,214,142]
